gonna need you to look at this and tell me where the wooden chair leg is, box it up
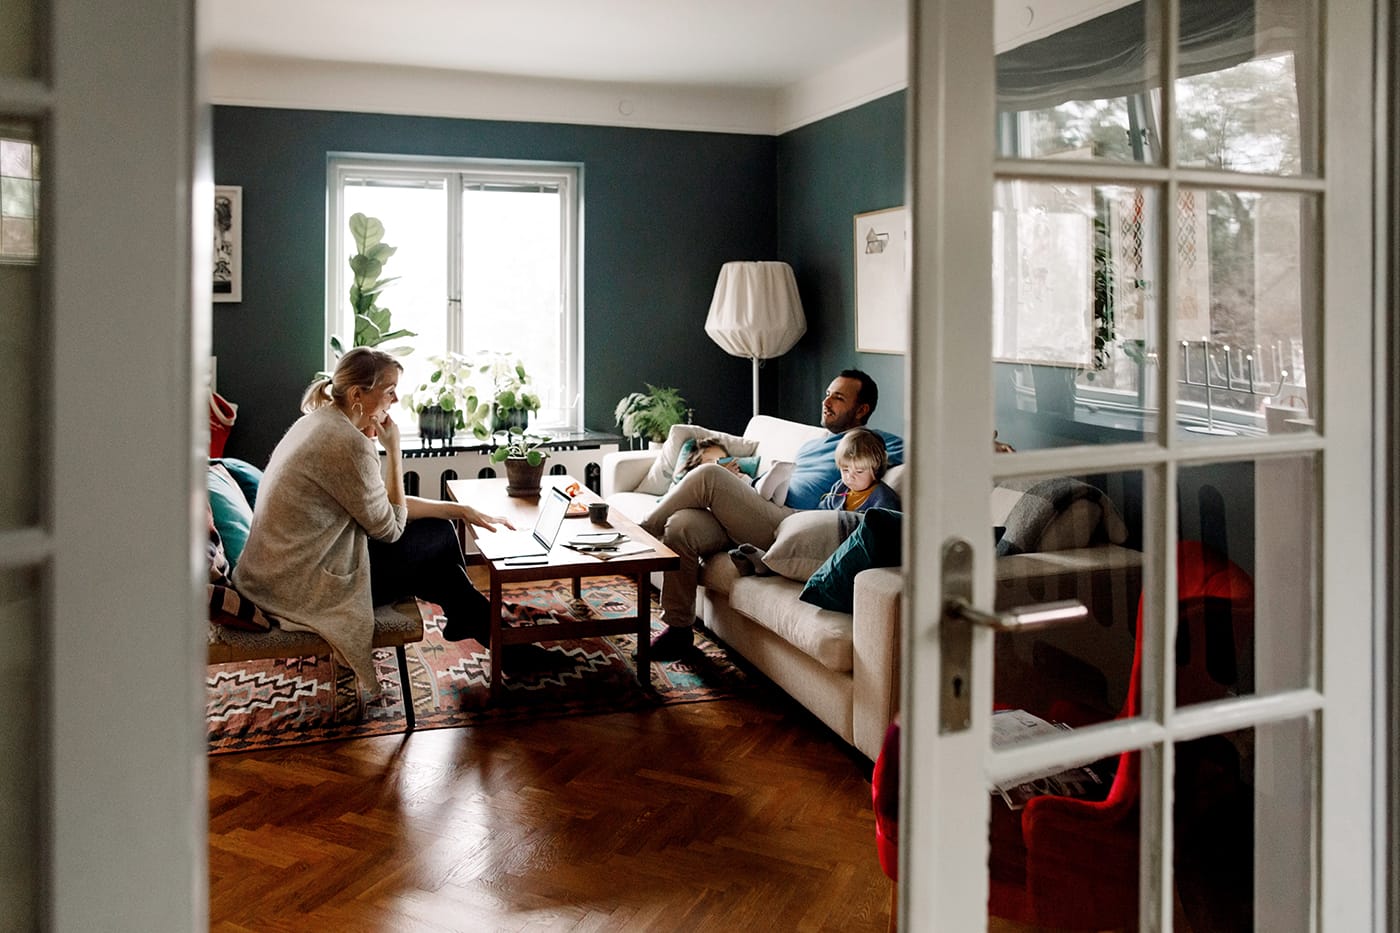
[395,645,416,732]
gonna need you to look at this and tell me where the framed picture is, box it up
[213,185,242,303]
[854,206,907,354]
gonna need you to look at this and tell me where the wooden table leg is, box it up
[488,573,503,703]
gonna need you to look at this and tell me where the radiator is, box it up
[400,444,617,500]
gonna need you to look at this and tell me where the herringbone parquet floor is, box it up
[208,676,895,932]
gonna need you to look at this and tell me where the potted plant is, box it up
[473,351,543,437]
[489,427,553,497]
[404,353,489,446]
[330,213,417,358]
[615,384,689,446]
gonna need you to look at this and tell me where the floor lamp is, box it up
[703,261,807,418]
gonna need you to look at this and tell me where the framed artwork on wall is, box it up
[213,185,242,303]
[854,206,907,354]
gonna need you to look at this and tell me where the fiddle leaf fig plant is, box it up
[329,212,417,358]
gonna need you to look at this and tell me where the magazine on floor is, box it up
[990,709,1106,810]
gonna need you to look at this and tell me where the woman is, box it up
[233,347,512,700]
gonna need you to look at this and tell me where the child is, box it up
[818,427,900,512]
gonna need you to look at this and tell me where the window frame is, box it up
[326,155,582,432]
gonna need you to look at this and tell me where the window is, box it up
[1,128,39,263]
[994,43,1312,438]
[328,157,580,431]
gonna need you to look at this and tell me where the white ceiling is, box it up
[204,0,908,91]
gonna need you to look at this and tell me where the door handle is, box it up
[939,538,1090,734]
[946,596,1088,632]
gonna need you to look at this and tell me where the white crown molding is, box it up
[774,35,908,134]
[207,52,779,135]
[207,41,910,136]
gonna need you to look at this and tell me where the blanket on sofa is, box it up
[995,477,1128,557]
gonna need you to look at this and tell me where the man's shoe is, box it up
[649,624,695,661]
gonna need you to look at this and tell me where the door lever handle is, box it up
[945,596,1089,632]
[939,537,1090,733]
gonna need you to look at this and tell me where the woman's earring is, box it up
[351,401,364,419]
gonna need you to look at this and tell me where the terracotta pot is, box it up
[503,457,545,498]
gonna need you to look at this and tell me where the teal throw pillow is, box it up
[213,457,263,509]
[208,462,254,570]
[800,508,903,613]
[726,456,761,478]
[670,439,699,485]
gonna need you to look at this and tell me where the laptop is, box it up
[473,485,572,562]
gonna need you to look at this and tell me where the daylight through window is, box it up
[328,157,580,433]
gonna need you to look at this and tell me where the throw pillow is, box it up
[636,423,759,496]
[761,510,861,582]
[800,508,903,614]
[207,505,231,583]
[208,462,254,570]
[753,460,794,504]
[212,456,263,509]
[208,582,272,632]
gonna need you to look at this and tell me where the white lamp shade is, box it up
[703,261,807,360]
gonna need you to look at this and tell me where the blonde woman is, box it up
[233,347,515,701]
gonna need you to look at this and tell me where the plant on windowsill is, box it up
[472,351,543,438]
[330,213,417,358]
[614,384,689,446]
[404,353,489,447]
[489,427,553,498]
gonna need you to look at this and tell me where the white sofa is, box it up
[601,416,1145,762]
[602,415,904,761]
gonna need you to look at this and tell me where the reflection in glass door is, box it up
[902,0,1378,929]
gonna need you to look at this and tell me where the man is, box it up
[640,369,904,659]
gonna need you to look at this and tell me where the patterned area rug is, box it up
[207,575,750,754]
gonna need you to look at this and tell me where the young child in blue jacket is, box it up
[818,427,901,512]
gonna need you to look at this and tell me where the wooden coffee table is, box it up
[446,474,678,701]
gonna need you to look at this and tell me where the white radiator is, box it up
[399,444,618,500]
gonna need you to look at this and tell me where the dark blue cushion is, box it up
[799,508,903,613]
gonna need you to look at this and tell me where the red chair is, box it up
[872,542,1253,932]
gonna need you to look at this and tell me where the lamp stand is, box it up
[751,356,760,418]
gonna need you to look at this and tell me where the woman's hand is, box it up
[460,504,515,532]
[370,411,401,452]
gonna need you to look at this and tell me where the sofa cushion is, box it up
[609,490,663,525]
[208,462,255,569]
[763,510,861,581]
[729,575,854,672]
[636,424,759,496]
[801,508,903,613]
[208,582,273,632]
[212,456,263,509]
[995,477,1128,556]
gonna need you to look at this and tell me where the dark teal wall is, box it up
[212,106,777,464]
[774,91,907,437]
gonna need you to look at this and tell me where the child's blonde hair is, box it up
[836,428,888,478]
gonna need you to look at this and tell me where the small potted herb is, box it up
[405,353,489,446]
[474,351,542,436]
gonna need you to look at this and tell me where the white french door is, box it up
[902,0,1380,930]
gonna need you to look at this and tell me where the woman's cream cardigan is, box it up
[233,405,408,695]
